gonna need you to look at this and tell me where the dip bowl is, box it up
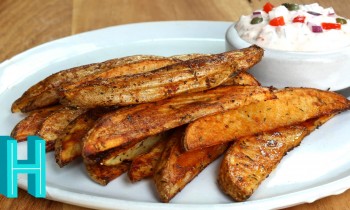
[226,23,350,91]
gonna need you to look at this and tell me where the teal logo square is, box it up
[0,136,46,198]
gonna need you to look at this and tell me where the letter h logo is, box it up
[0,136,46,198]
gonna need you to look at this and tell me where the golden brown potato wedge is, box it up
[38,107,87,151]
[85,162,130,186]
[173,45,264,72]
[184,88,350,151]
[11,55,168,113]
[171,53,261,86]
[82,85,275,162]
[222,72,260,86]
[55,113,94,167]
[61,57,181,92]
[61,45,264,108]
[218,114,334,201]
[160,54,259,87]
[154,127,228,203]
[55,108,112,167]
[99,133,168,166]
[128,138,168,182]
[11,105,62,141]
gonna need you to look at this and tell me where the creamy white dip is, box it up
[235,3,350,51]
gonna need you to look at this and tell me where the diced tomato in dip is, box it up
[234,3,350,51]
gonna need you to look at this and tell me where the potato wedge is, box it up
[85,162,130,186]
[222,72,260,86]
[11,55,169,113]
[61,57,181,92]
[55,108,112,167]
[99,133,167,166]
[37,107,87,151]
[128,138,168,182]
[161,54,260,86]
[184,88,350,151]
[218,114,334,201]
[154,127,228,202]
[82,85,275,162]
[61,45,264,108]
[11,105,62,141]
[170,53,208,61]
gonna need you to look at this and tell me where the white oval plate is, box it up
[1,21,350,210]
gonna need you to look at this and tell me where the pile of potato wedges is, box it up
[10,45,350,202]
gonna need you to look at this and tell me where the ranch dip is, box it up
[235,3,350,51]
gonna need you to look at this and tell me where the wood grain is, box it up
[1,0,350,209]
[0,0,72,63]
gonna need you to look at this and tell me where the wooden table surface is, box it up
[1,0,350,209]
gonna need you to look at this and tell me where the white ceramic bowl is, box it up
[226,23,350,91]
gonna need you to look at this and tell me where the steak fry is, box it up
[11,55,170,113]
[82,86,275,162]
[218,114,334,201]
[11,105,62,141]
[61,45,264,108]
[154,127,228,203]
[184,88,350,151]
